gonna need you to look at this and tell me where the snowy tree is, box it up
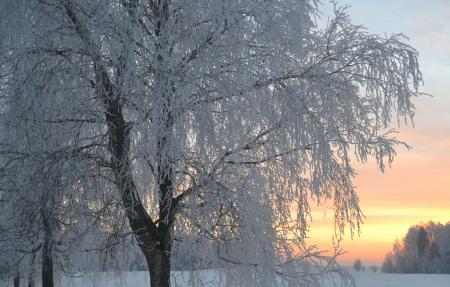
[0,3,104,285]
[382,222,450,274]
[381,253,395,273]
[0,51,97,287]
[1,0,422,286]
[417,227,429,257]
[353,259,365,272]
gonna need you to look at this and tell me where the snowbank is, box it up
[1,270,449,287]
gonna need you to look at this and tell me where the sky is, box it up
[307,0,450,265]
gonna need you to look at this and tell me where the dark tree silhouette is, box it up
[353,259,365,272]
[417,227,429,257]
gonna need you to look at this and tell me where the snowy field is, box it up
[331,271,450,287]
[1,270,450,287]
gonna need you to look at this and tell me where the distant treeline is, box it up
[382,221,450,274]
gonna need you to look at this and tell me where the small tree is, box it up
[353,259,365,272]
[381,253,395,273]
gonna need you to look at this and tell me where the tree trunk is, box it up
[146,247,171,287]
[13,272,20,287]
[42,244,54,287]
[42,216,54,287]
[140,217,173,287]
[28,270,35,287]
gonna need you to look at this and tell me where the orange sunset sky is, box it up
[306,0,450,265]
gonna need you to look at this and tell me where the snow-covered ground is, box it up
[323,271,450,287]
[1,270,449,287]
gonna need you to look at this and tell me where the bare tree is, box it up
[1,0,422,286]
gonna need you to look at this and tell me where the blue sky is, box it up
[337,0,450,132]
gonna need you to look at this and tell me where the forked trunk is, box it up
[63,4,174,287]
